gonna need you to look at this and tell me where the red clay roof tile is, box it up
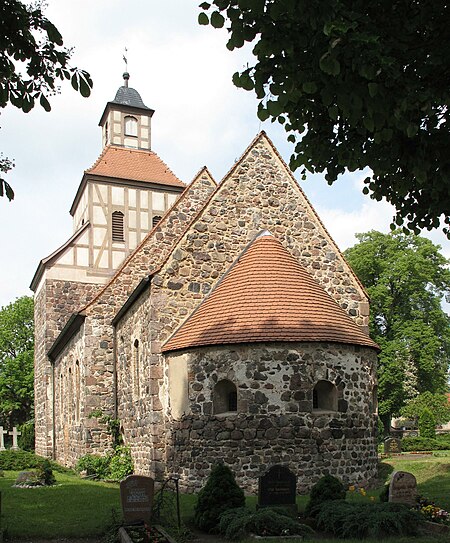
[86,145,184,187]
[163,234,379,352]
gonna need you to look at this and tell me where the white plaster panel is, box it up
[93,205,107,224]
[141,116,149,126]
[129,210,136,228]
[58,248,74,266]
[140,191,148,208]
[113,136,121,144]
[140,212,148,230]
[78,231,89,245]
[141,140,150,150]
[76,247,89,267]
[94,226,107,245]
[97,184,108,200]
[128,189,136,208]
[129,231,137,249]
[152,192,164,210]
[114,122,121,134]
[124,138,138,148]
[113,111,121,121]
[112,187,124,206]
[98,250,109,269]
[141,128,149,139]
[112,250,125,269]
[167,193,177,207]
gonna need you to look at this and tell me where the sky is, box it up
[0,1,448,309]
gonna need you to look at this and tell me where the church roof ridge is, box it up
[162,234,379,353]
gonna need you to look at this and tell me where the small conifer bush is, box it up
[194,463,245,532]
[305,474,346,517]
[419,408,436,439]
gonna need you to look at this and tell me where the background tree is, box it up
[0,296,34,427]
[199,1,450,237]
[344,231,450,432]
[401,391,450,427]
[418,408,436,439]
[0,0,92,200]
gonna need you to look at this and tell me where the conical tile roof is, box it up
[162,233,379,352]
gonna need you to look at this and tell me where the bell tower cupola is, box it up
[99,72,154,150]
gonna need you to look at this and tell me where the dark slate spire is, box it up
[111,72,151,110]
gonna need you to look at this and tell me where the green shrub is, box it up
[194,463,245,532]
[218,507,314,540]
[18,420,35,451]
[305,474,346,517]
[419,408,436,439]
[0,449,43,470]
[36,459,56,485]
[76,446,133,481]
[401,436,450,451]
[107,446,133,481]
[316,500,424,538]
[379,484,389,502]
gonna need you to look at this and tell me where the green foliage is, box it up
[0,0,92,200]
[35,458,56,486]
[304,474,346,517]
[89,409,123,447]
[344,231,450,428]
[18,419,34,451]
[379,484,389,502]
[401,392,450,426]
[419,408,437,439]
[316,500,424,538]
[218,507,313,540]
[194,463,245,532]
[401,436,450,452]
[0,449,43,470]
[76,446,133,482]
[377,417,385,444]
[0,296,34,426]
[200,1,450,236]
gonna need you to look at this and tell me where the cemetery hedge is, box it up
[402,434,450,452]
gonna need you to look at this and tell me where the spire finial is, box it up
[122,47,129,87]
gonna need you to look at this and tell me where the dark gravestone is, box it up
[258,465,297,509]
[120,475,155,525]
[384,437,402,455]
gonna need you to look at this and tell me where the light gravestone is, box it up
[384,437,402,455]
[120,475,154,525]
[0,427,7,450]
[389,471,417,506]
[9,427,21,450]
[258,465,297,510]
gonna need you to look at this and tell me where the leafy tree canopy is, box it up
[199,0,450,237]
[344,231,450,428]
[0,0,92,201]
[401,391,450,426]
[0,296,34,427]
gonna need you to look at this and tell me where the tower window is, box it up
[124,116,138,137]
[312,380,338,412]
[112,211,125,242]
[213,379,238,414]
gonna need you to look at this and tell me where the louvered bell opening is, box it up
[112,211,125,242]
[152,215,162,228]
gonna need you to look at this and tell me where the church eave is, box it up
[112,275,152,327]
[47,313,86,363]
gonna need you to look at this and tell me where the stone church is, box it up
[32,75,379,493]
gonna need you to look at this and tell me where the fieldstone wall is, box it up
[48,171,216,466]
[34,279,102,457]
[166,342,378,493]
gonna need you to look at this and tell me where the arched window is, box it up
[112,211,124,242]
[372,385,378,414]
[312,380,338,412]
[124,116,138,137]
[133,339,140,399]
[75,360,80,423]
[152,215,162,228]
[213,379,237,414]
[68,367,73,419]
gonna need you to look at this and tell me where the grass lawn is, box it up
[1,452,450,541]
[0,470,121,539]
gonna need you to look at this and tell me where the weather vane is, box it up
[123,47,128,71]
